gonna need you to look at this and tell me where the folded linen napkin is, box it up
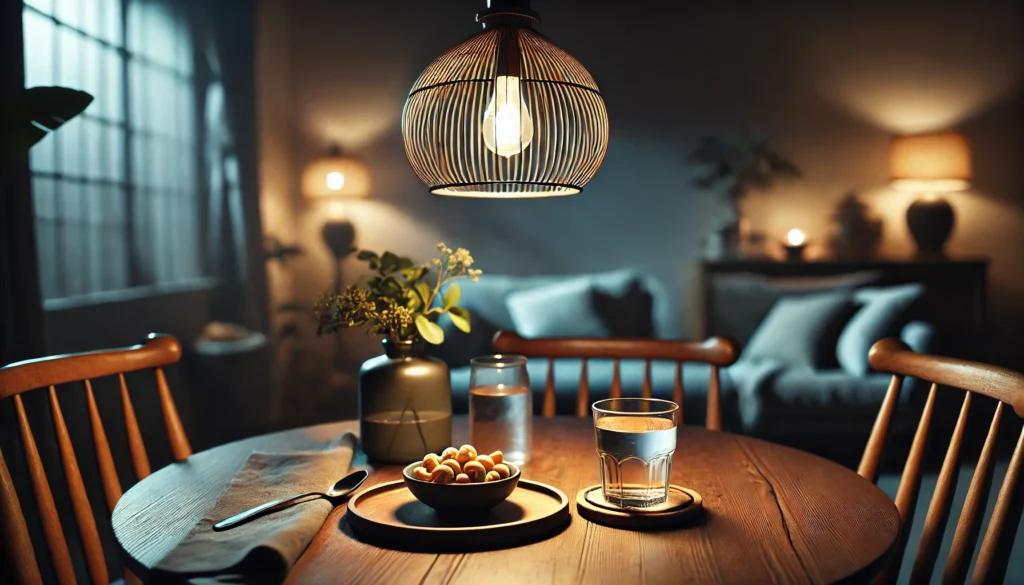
[151,433,359,584]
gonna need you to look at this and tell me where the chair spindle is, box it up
[880,383,937,585]
[673,361,683,421]
[909,391,972,585]
[0,445,44,585]
[610,359,621,399]
[542,358,556,417]
[707,366,722,431]
[858,374,905,483]
[120,372,152,480]
[156,367,191,460]
[943,402,1004,583]
[641,359,652,399]
[48,385,110,585]
[14,394,76,585]
[576,359,590,418]
[86,379,123,511]
[972,424,1024,584]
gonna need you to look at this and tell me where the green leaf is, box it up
[402,266,427,283]
[406,289,423,312]
[447,306,471,333]
[443,283,461,309]
[415,315,444,344]
[378,276,402,295]
[380,252,400,274]
[356,250,378,261]
[1,87,93,163]
[397,257,415,269]
[415,282,432,306]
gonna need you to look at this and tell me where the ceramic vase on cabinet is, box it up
[358,338,451,463]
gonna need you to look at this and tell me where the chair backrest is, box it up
[0,334,191,585]
[859,338,1024,585]
[492,332,737,428]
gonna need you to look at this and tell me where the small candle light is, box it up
[783,228,808,261]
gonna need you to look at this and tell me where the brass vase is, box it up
[358,338,452,463]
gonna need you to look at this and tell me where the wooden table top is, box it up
[112,417,900,584]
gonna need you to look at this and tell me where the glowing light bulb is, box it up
[326,171,345,191]
[786,229,806,246]
[482,76,534,158]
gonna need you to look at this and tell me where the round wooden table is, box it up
[113,417,899,584]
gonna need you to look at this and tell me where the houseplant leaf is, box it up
[415,315,444,344]
[442,283,461,309]
[1,86,93,163]
[447,306,471,333]
[415,282,432,306]
[380,252,400,274]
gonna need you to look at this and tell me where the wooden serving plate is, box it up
[346,479,570,552]
[575,485,703,530]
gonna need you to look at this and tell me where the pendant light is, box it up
[402,0,609,198]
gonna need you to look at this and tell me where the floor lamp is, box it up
[302,146,371,369]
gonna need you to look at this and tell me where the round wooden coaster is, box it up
[575,485,703,530]
[346,479,570,552]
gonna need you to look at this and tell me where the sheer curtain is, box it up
[20,0,266,331]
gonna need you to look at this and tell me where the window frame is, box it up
[22,0,212,307]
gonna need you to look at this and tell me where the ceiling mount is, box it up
[476,0,539,27]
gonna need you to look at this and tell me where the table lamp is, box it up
[889,131,971,258]
[783,228,807,261]
[302,146,371,292]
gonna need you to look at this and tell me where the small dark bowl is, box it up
[402,461,521,511]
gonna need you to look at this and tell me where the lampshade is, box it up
[401,0,609,198]
[302,150,371,200]
[890,132,971,193]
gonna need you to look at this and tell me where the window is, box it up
[23,0,203,303]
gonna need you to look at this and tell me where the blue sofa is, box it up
[427,270,730,423]
[431,269,934,436]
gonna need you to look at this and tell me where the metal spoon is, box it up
[213,469,369,531]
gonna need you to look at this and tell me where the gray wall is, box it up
[258,0,1023,420]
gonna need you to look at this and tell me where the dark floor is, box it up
[877,460,1022,584]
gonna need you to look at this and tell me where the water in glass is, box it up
[593,398,678,508]
[469,355,531,464]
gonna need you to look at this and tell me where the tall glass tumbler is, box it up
[593,398,679,508]
[469,355,531,464]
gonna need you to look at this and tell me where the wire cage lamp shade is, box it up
[401,1,609,198]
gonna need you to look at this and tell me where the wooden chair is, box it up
[859,338,1024,585]
[0,334,191,585]
[492,332,738,428]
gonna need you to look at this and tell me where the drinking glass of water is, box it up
[592,398,678,508]
[469,355,531,464]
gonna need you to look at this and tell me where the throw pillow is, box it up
[837,283,925,376]
[709,271,881,349]
[506,279,610,338]
[591,277,655,337]
[742,289,855,368]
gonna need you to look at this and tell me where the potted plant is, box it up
[688,136,801,259]
[315,243,481,462]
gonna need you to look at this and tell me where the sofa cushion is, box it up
[837,283,925,376]
[592,277,655,337]
[429,270,663,367]
[742,289,855,368]
[707,271,880,349]
[506,279,610,338]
